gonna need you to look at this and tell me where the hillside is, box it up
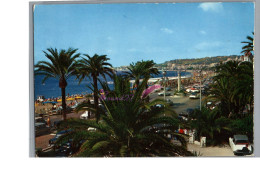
[155,55,239,68]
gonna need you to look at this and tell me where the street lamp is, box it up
[197,65,204,111]
[162,70,167,101]
[162,70,167,117]
[177,65,186,93]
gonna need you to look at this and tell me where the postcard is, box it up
[32,1,254,157]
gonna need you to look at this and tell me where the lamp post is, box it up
[176,65,186,93]
[162,70,167,101]
[200,76,202,111]
[162,70,167,117]
[197,65,204,111]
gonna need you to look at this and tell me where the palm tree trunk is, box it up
[136,79,140,88]
[145,84,150,102]
[59,76,67,121]
[93,75,99,122]
[61,87,67,120]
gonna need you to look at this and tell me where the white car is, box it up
[229,135,253,156]
[80,111,89,119]
[190,88,199,93]
[186,88,191,93]
[158,92,171,96]
[87,127,96,132]
[189,93,199,99]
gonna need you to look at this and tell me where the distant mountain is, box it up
[154,55,240,68]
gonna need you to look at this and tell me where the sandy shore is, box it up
[35,97,89,115]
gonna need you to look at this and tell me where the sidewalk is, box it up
[187,143,235,157]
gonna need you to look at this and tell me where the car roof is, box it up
[234,135,248,141]
[35,122,46,127]
[57,129,72,135]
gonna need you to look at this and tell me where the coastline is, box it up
[34,70,193,100]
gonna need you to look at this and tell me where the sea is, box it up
[34,71,191,99]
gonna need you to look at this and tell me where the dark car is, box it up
[158,92,171,96]
[52,120,62,129]
[152,104,164,109]
[178,115,188,122]
[55,139,86,157]
[35,117,50,137]
[186,108,194,116]
[53,106,73,115]
[49,129,73,145]
[55,142,72,157]
[179,111,188,117]
[166,99,174,106]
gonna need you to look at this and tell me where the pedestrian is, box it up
[47,116,51,127]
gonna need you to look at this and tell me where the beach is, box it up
[34,71,192,100]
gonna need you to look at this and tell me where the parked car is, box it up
[35,117,50,137]
[55,139,86,157]
[49,129,73,145]
[186,88,191,93]
[179,112,188,117]
[166,99,174,106]
[229,135,253,156]
[154,104,164,108]
[53,120,62,129]
[189,93,199,99]
[71,103,79,109]
[158,92,171,96]
[80,111,89,119]
[190,88,199,93]
[55,142,72,157]
[87,127,97,132]
[166,87,172,91]
[35,117,46,125]
[178,115,188,122]
[186,108,194,115]
[52,106,73,115]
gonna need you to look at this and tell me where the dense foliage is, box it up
[189,33,254,145]
[56,76,192,157]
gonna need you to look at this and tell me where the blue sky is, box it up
[34,2,254,67]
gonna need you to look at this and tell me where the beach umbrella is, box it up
[66,97,75,101]
[75,96,83,99]
[142,84,161,98]
[42,101,58,104]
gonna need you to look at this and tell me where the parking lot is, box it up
[150,91,201,114]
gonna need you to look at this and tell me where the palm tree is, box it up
[34,48,80,120]
[232,61,254,114]
[241,32,254,55]
[56,76,192,157]
[207,60,253,117]
[126,60,159,88]
[76,54,114,121]
[206,77,231,117]
[190,107,231,145]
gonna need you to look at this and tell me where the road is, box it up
[187,144,235,157]
[150,90,201,114]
